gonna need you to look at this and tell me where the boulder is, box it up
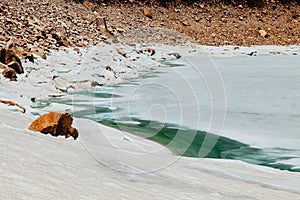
[7,61,23,74]
[0,48,24,74]
[28,112,79,140]
[2,67,17,81]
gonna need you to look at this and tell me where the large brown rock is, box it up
[0,48,24,74]
[2,67,17,81]
[28,112,79,140]
[7,61,23,74]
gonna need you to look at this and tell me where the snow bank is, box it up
[1,108,300,199]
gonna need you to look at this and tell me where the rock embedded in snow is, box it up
[0,46,24,80]
[2,67,17,81]
[7,60,23,74]
[0,48,23,72]
[28,112,79,140]
[0,99,25,113]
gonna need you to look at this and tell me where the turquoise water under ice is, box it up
[37,55,300,172]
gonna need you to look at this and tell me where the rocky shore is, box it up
[0,0,299,103]
[1,0,300,58]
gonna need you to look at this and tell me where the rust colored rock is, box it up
[221,17,227,23]
[0,99,25,113]
[2,67,17,81]
[143,8,153,19]
[28,112,79,140]
[0,48,24,74]
[83,1,95,11]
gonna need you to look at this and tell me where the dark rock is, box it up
[2,67,17,81]
[7,61,23,74]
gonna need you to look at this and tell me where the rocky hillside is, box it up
[0,0,299,61]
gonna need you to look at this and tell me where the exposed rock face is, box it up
[28,112,79,140]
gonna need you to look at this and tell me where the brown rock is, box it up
[2,67,17,81]
[57,37,71,47]
[73,47,81,55]
[19,39,27,47]
[182,20,190,26]
[221,17,227,23]
[0,48,24,74]
[7,61,24,74]
[144,48,155,56]
[0,99,25,113]
[259,29,268,38]
[106,66,113,71]
[0,63,6,70]
[31,48,47,59]
[143,8,153,19]
[83,1,95,12]
[168,52,181,59]
[28,112,79,140]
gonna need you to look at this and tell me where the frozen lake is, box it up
[59,54,300,172]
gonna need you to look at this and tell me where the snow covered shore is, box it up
[1,108,300,199]
[1,44,300,199]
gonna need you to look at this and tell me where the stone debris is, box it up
[259,29,269,38]
[28,112,79,140]
[1,0,299,48]
[143,8,153,19]
[83,0,95,11]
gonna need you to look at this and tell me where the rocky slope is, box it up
[1,0,299,53]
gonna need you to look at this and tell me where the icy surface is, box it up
[1,108,300,199]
